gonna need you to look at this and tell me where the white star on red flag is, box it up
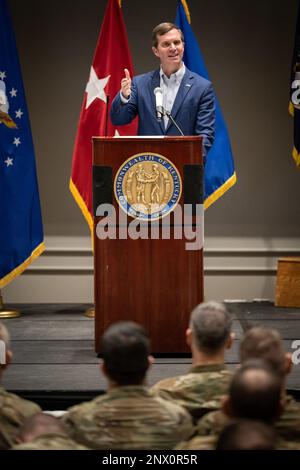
[85,66,110,109]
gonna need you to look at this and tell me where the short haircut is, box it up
[229,360,282,423]
[189,301,232,353]
[101,321,150,386]
[152,22,184,48]
[0,322,10,345]
[240,327,286,378]
[19,413,69,443]
[216,420,276,450]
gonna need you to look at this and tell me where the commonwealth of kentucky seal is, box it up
[114,153,182,221]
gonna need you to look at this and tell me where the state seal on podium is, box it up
[114,153,182,221]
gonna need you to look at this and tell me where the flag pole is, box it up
[84,89,110,318]
[0,291,21,318]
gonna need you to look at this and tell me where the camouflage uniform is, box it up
[195,408,229,437]
[176,433,300,450]
[12,433,88,450]
[151,364,233,421]
[0,387,41,449]
[187,393,300,448]
[176,435,216,450]
[274,394,300,442]
[63,385,194,449]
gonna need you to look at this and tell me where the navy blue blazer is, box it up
[110,67,215,156]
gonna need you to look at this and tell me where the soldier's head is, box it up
[18,413,69,443]
[223,360,283,423]
[216,420,276,450]
[240,327,291,380]
[101,321,153,386]
[187,301,233,357]
[0,322,12,376]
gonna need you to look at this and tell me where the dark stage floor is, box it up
[1,302,300,409]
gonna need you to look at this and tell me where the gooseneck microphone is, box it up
[153,87,164,121]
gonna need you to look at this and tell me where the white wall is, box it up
[4,235,300,303]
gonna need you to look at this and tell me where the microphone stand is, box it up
[165,110,184,136]
[105,94,110,137]
[157,107,184,136]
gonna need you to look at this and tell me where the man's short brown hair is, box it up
[240,327,286,378]
[229,360,282,423]
[101,321,150,385]
[152,22,184,48]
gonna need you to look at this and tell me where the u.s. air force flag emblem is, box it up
[0,0,44,289]
[114,153,182,221]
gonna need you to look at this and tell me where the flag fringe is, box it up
[292,147,300,168]
[69,178,94,232]
[0,242,45,289]
[204,172,237,210]
[180,0,191,24]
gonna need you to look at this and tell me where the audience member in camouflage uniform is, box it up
[177,360,300,450]
[12,413,88,450]
[216,420,276,450]
[239,326,300,443]
[151,301,234,420]
[64,321,194,449]
[196,327,300,443]
[0,322,41,449]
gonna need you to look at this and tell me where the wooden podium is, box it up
[93,136,203,353]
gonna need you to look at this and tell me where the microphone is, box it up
[153,87,184,136]
[154,87,164,121]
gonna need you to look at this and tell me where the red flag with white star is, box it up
[70,0,137,230]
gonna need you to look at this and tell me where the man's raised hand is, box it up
[121,68,132,99]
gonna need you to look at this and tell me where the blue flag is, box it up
[0,0,44,289]
[290,2,300,168]
[175,1,236,208]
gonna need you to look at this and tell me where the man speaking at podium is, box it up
[110,22,215,160]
